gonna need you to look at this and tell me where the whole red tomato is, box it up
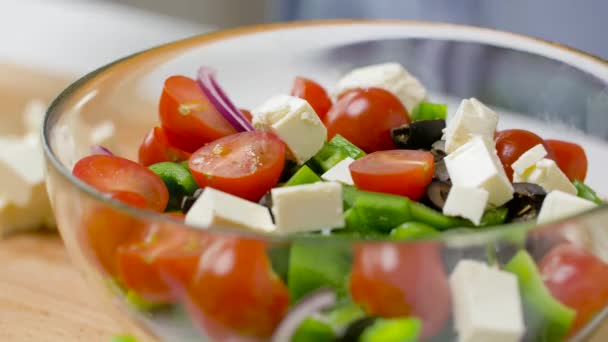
[324,88,410,153]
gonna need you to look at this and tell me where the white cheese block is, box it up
[444,136,514,206]
[443,186,489,225]
[0,182,55,235]
[444,98,499,154]
[321,157,355,185]
[23,99,47,138]
[252,95,327,164]
[511,144,547,176]
[450,260,525,342]
[185,187,275,234]
[271,182,344,233]
[537,190,597,224]
[0,136,45,207]
[334,62,427,111]
[514,159,577,194]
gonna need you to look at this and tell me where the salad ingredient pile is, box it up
[71,62,607,341]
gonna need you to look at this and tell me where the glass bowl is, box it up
[43,21,608,341]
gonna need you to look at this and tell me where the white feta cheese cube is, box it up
[444,98,499,154]
[537,190,597,224]
[0,137,45,207]
[443,186,489,225]
[321,157,355,185]
[514,159,576,194]
[511,144,547,176]
[450,260,525,342]
[252,95,327,164]
[185,187,275,233]
[334,62,427,111]
[271,182,344,233]
[23,99,47,137]
[445,136,514,206]
[0,182,55,236]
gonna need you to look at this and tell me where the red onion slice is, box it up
[90,145,113,156]
[271,288,337,342]
[197,67,254,132]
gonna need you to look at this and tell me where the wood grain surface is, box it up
[0,234,122,342]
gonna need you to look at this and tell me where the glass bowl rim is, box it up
[42,19,608,244]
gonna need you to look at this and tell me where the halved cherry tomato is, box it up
[159,75,236,152]
[495,129,556,181]
[80,196,148,275]
[188,131,285,201]
[324,88,410,153]
[73,154,169,212]
[184,238,289,339]
[290,77,333,120]
[350,242,451,339]
[138,126,191,167]
[116,223,209,303]
[72,154,169,212]
[546,139,588,182]
[540,244,608,335]
[349,150,434,200]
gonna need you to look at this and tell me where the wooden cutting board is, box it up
[0,234,122,342]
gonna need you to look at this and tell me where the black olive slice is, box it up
[390,120,446,150]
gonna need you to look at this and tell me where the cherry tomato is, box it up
[324,88,410,153]
[540,244,608,334]
[116,223,209,303]
[349,150,434,200]
[546,139,588,182]
[73,155,169,212]
[159,75,236,152]
[138,126,191,167]
[350,243,451,338]
[290,77,333,120]
[80,196,148,275]
[495,129,556,181]
[185,238,289,339]
[188,131,285,201]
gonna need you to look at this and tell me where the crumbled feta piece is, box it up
[514,159,576,194]
[443,186,489,225]
[445,136,514,206]
[450,260,525,342]
[0,183,55,235]
[537,190,597,224]
[444,98,499,154]
[321,157,355,185]
[511,144,547,176]
[271,182,344,234]
[185,187,275,233]
[334,63,427,111]
[252,95,327,164]
[0,136,45,207]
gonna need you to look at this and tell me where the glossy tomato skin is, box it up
[350,242,451,338]
[540,244,608,334]
[290,77,333,120]
[546,139,588,182]
[184,237,289,339]
[73,154,169,212]
[495,129,556,181]
[116,223,209,303]
[324,88,410,153]
[138,126,191,167]
[349,150,434,200]
[188,131,285,201]
[80,195,148,275]
[159,75,236,152]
